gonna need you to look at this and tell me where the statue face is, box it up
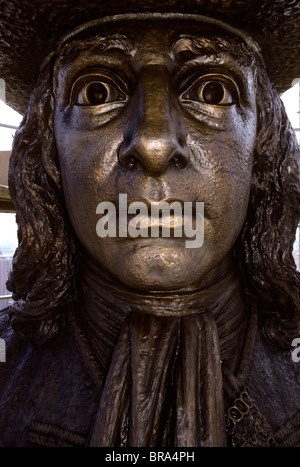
[54,19,257,291]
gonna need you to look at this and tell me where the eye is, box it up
[182,78,235,106]
[72,75,127,106]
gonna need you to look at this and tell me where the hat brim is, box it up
[0,0,300,114]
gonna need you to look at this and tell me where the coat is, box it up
[0,308,299,447]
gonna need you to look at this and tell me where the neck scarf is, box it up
[77,256,246,447]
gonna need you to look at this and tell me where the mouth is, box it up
[95,195,205,247]
[125,214,187,238]
[116,197,203,239]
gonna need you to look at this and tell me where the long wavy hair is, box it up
[6,34,300,349]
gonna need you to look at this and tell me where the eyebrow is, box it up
[57,33,135,66]
[91,34,135,55]
[171,34,248,62]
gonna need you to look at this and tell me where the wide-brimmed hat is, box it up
[0,0,299,114]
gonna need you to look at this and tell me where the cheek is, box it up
[54,110,125,202]
[188,131,253,196]
[187,108,256,191]
[187,123,255,244]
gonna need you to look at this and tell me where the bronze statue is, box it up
[0,1,299,447]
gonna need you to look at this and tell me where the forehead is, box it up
[54,19,256,72]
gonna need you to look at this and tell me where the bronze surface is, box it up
[0,12,299,447]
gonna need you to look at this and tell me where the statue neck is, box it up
[77,252,247,375]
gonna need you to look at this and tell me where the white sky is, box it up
[0,212,17,249]
[0,100,22,151]
[281,82,300,129]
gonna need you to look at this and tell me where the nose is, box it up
[118,67,189,175]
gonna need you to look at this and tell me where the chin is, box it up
[111,244,202,291]
[118,270,196,292]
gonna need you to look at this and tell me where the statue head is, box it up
[2,10,299,348]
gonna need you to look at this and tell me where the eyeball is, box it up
[73,76,126,106]
[82,82,110,105]
[182,77,236,105]
[202,81,228,104]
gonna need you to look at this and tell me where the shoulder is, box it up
[247,329,300,446]
[0,308,102,446]
[0,307,30,374]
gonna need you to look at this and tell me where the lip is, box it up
[116,197,202,238]
[118,197,215,219]
[131,212,187,229]
[118,197,196,212]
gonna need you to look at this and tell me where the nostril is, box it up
[171,153,188,170]
[120,154,138,171]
